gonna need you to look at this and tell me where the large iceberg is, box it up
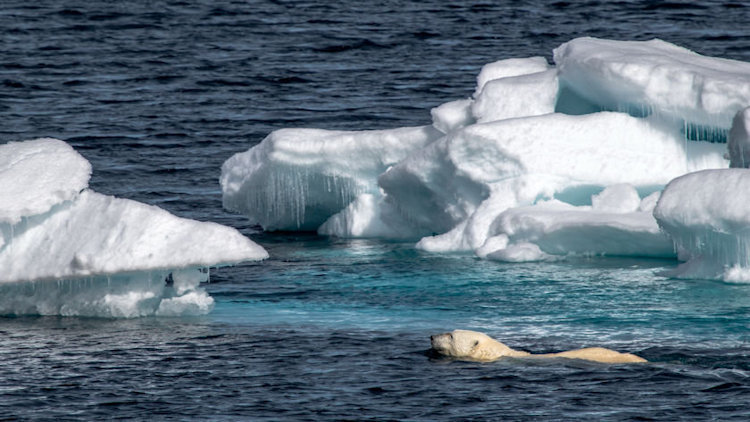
[1,138,268,317]
[222,37,750,269]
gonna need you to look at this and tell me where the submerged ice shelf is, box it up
[1,138,268,317]
[222,37,750,281]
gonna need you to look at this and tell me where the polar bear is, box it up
[430,329,647,363]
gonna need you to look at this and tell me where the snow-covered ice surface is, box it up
[222,37,750,279]
[554,37,750,140]
[221,125,442,231]
[481,187,674,262]
[0,138,268,317]
[654,169,750,282]
[0,138,91,225]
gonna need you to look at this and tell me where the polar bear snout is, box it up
[430,332,453,354]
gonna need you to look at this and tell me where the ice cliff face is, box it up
[222,37,750,281]
[0,138,268,316]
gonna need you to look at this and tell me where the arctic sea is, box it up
[2,0,750,420]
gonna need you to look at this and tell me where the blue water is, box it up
[3,0,750,420]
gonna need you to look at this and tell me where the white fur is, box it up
[431,329,646,363]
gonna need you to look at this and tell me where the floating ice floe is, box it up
[223,37,750,279]
[554,37,750,140]
[1,138,268,317]
[479,186,674,262]
[387,111,725,253]
[654,168,750,282]
[221,125,441,231]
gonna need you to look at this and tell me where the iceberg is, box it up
[1,138,268,317]
[472,68,558,123]
[222,37,748,266]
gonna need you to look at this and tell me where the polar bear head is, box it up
[430,329,528,361]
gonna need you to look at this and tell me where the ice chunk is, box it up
[431,98,475,134]
[591,184,641,213]
[474,56,552,97]
[383,112,727,253]
[728,107,750,168]
[483,198,674,261]
[318,193,425,240]
[472,69,558,123]
[0,138,91,224]
[0,138,268,317]
[487,242,551,263]
[0,270,215,317]
[554,37,750,137]
[654,169,750,281]
[221,125,442,231]
[637,191,662,213]
[469,57,555,125]
[1,190,267,282]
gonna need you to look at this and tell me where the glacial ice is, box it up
[222,37,750,278]
[474,56,552,96]
[1,138,268,317]
[431,99,474,134]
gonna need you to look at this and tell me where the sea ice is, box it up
[1,138,268,317]
[474,56,552,96]
[317,193,423,240]
[223,36,746,269]
[654,169,750,282]
[221,125,442,231]
[728,107,750,168]
[554,37,750,139]
[388,112,726,252]
[0,138,90,225]
[481,191,674,262]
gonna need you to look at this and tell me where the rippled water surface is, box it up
[3,0,750,420]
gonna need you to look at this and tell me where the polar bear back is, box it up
[549,347,647,363]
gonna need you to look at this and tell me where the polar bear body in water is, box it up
[430,330,646,364]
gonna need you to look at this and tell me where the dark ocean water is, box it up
[3,1,750,420]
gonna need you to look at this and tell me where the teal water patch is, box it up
[208,237,750,352]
